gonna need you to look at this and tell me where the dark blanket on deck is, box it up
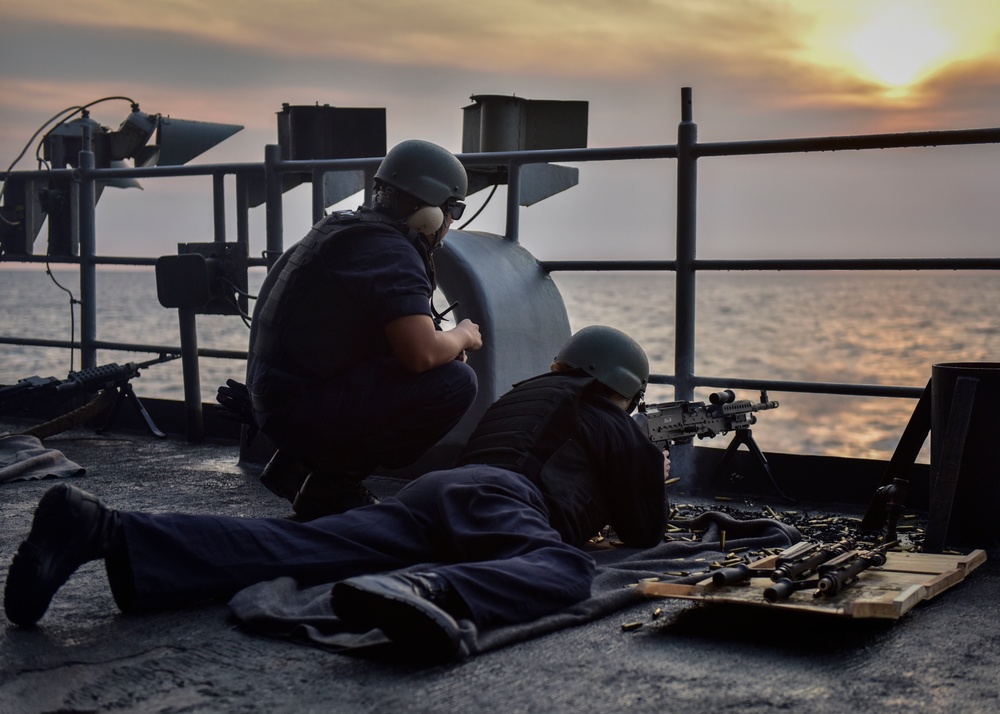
[228,511,800,659]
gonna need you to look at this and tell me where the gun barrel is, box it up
[56,363,129,395]
[763,577,813,603]
[815,550,888,596]
[771,540,850,581]
[712,563,751,586]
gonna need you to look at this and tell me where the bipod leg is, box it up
[97,383,167,438]
[97,387,127,435]
[709,430,744,488]
[711,429,796,503]
[742,429,796,504]
[122,383,167,438]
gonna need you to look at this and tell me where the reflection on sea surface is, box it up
[4,268,1000,463]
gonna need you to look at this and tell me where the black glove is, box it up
[215,379,257,442]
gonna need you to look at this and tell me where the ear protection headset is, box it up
[406,206,445,236]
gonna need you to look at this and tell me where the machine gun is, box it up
[634,389,792,501]
[634,389,779,448]
[0,354,179,438]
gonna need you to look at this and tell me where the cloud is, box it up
[2,0,999,262]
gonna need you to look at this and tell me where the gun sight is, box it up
[709,389,736,405]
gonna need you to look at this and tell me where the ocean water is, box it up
[3,266,1000,463]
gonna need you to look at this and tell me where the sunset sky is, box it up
[2,0,999,261]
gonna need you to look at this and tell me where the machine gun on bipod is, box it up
[0,354,179,438]
[633,389,792,501]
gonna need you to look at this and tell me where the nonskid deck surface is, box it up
[1,421,997,714]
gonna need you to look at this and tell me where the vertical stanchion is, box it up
[178,306,204,442]
[505,161,521,243]
[264,144,284,269]
[212,172,226,243]
[78,124,98,370]
[673,87,699,490]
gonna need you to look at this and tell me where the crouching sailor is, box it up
[247,139,482,519]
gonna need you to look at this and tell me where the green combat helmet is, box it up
[375,139,468,206]
[554,325,649,408]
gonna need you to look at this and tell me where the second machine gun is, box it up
[0,354,178,438]
[634,389,792,501]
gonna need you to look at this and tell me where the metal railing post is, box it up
[312,167,325,224]
[673,87,699,487]
[178,306,204,442]
[264,144,284,268]
[505,161,521,242]
[212,172,226,242]
[78,125,98,370]
[236,173,250,248]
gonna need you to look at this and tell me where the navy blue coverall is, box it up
[105,384,666,629]
[246,210,476,475]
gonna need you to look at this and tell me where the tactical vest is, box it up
[459,373,611,545]
[252,209,418,377]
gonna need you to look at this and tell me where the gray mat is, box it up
[0,433,86,483]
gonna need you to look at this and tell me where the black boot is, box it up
[4,483,122,627]
[291,473,379,521]
[331,572,468,662]
[258,449,312,503]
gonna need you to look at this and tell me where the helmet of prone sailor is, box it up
[374,139,468,206]
[554,325,650,407]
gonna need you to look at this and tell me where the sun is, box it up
[800,0,999,99]
[846,5,953,89]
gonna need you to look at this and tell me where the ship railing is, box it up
[2,88,1000,454]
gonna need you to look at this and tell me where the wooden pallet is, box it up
[637,549,987,619]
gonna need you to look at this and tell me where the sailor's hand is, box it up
[663,450,671,483]
[455,318,483,352]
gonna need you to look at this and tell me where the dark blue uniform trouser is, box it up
[249,357,477,474]
[107,466,596,629]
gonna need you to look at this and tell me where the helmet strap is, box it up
[409,230,438,292]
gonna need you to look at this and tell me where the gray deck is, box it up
[1,422,997,713]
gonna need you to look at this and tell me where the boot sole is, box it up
[4,483,89,627]
[331,576,461,662]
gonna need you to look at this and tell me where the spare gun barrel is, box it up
[815,548,890,596]
[771,540,851,582]
[712,563,752,586]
